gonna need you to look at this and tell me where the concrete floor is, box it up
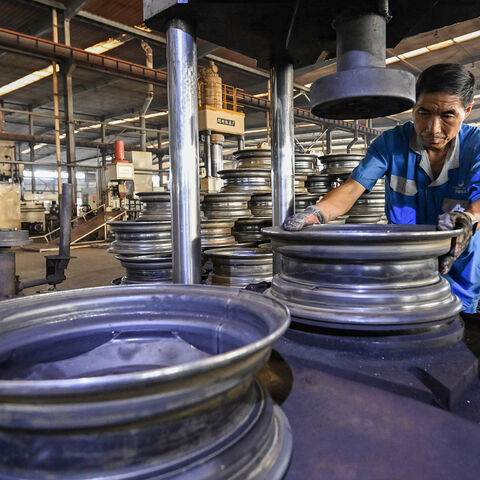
[14,244,124,295]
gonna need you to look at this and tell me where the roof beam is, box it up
[0,28,167,86]
[65,0,94,20]
[24,0,312,92]
[0,131,163,154]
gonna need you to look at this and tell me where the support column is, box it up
[203,130,212,177]
[51,8,63,195]
[62,60,77,204]
[99,121,107,206]
[237,135,245,151]
[167,18,201,284]
[28,106,36,193]
[271,61,295,273]
[326,129,332,154]
[211,133,224,176]
[0,100,5,133]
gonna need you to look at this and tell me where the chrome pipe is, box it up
[271,61,295,273]
[211,142,223,176]
[237,135,245,150]
[203,131,212,177]
[167,18,201,284]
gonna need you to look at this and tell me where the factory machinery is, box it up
[1,1,480,479]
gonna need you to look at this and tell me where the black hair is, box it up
[416,63,476,108]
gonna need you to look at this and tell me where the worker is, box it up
[283,63,480,315]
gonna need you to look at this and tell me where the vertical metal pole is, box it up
[211,142,223,176]
[157,131,165,188]
[140,41,154,152]
[51,9,63,195]
[0,100,5,132]
[326,129,332,154]
[63,15,71,45]
[140,116,147,151]
[28,106,36,193]
[366,119,373,148]
[271,61,295,274]
[62,61,77,204]
[167,18,201,284]
[100,119,107,201]
[59,183,72,259]
[266,78,272,145]
[203,131,212,177]
[237,135,245,151]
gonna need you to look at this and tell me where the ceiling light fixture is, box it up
[0,38,127,97]
[0,64,59,96]
[386,29,480,65]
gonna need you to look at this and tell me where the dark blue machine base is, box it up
[259,332,480,480]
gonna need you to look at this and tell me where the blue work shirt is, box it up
[350,121,480,313]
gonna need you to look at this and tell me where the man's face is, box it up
[413,92,473,151]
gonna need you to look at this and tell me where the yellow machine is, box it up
[198,61,245,193]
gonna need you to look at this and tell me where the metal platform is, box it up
[259,333,480,480]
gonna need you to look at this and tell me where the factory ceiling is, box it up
[0,0,479,166]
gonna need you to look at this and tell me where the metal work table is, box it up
[268,336,480,479]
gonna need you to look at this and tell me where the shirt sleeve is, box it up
[468,149,480,204]
[350,134,390,191]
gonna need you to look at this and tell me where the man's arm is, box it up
[315,178,367,222]
[282,132,390,231]
[282,178,367,231]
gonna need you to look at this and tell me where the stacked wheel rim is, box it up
[136,192,171,221]
[108,221,172,284]
[0,285,292,479]
[263,224,462,331]
[232,217,272,243]
[202,193,252,219]
[205,247,273,287]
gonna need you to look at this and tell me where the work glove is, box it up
[438,210,477,274]
[282,205,326,231]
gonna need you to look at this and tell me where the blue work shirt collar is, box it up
[409,132,459,186]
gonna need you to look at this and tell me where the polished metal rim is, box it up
[205,247,273,262]
[136,192,170,202]
[116,254,172,284]
[345,215,384,223]
[136,192,172,222]
[202,194,252,218]
[108,221,172,255]
[201,219,237,248]
[233,149,271,159]
[108,221,171,232]
[203,193,252,201]
[219,169,271,178]
[295,194,320,205]
[205,248,273,287]
[0,285,291,479]
[0,284,289,402]
[263,224,460,243]
[263,225,462,329]
[233,218,272,243]
[295,154,317,174]
[0,229,32,247]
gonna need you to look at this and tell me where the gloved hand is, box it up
[282,205,326,231]
[438,210,477,274]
